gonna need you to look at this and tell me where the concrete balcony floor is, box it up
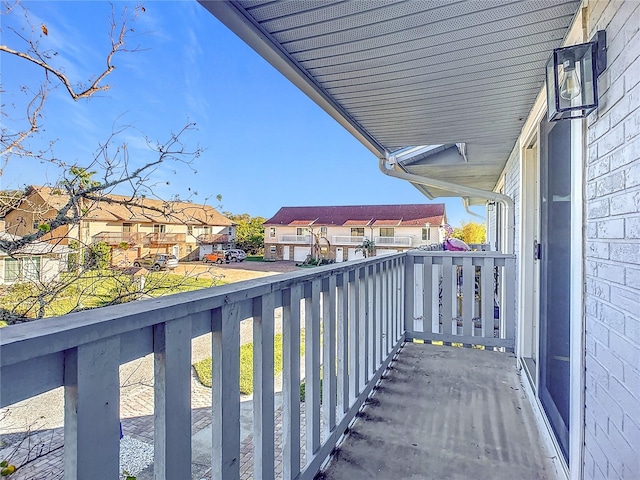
[323,342,558,480]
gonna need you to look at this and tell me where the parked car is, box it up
[133,253,178,271]
[225,249,247,262]
[202,252,227,264]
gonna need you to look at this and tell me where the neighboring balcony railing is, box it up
[196,233,231,244]
[331,235,366,245]
[374,235,412,247]
[278,234,312,243]
[92,231,147,245]
[146,232,186,245]
[0,250,515,479]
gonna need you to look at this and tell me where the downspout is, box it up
[379,156,515,254]
[463,198,486,221]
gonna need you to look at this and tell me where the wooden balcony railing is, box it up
[146,233,186,245]
[196,233,230,244]
[92,231,147,246]
[0,251,515,479]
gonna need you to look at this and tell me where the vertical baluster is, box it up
[441,256,454,336]
[336,273,349,417]
[387,259,393,351]
[253,293,275,480]
[305,280,321,457]
[404,253,415,340]
[386,260,392,354]
[462,257,474,338]
[369,264,376,375]
[504,258,516,343]
[359,267,367,390]
[422,255,433,335]
[64,337,120,480]
[380,262,387,359]
[349,269,360,402]
[211,304,241,480]
[482,257,495,339]
[395,257,401,341]
[282,286,301,480]
[322,275,337,437]
[154,318,192,480]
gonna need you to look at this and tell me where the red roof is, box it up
[264,204,446,227]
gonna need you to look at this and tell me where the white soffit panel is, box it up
[200,0,581,196]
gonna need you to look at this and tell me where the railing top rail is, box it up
[407,250,515,259]
[0,253,405,367]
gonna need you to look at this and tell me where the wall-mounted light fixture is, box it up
[546,30,607,121]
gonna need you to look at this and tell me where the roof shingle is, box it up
[264,204,445,227]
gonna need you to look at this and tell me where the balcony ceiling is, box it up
[201,0,581,202]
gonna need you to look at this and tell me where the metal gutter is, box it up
[198,0,387,159]
[379,156,514,254]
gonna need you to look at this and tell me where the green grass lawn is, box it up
[0,269,220,321]
[193,330,305,395]
[245,255,263,262]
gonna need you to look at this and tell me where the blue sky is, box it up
[1,1,484,226]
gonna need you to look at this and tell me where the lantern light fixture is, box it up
[546,30,607,121]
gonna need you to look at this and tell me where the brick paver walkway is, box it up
[0,368,310,480]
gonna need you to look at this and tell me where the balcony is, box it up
[92,231,147,246]
[374,236,413,247]
[196,233,231,244]
[331,235,366,245]
[146,232,186,245]
[278,234,312,243]
[0,250,548,480]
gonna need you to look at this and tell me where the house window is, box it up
[296,227,309,236]
[122,223,133,232]
[228,227,233,235]
[203,226,212,234]
[270,246,277,253]
[269,227,276,238]
[186,245,193,253]
[422,228,431,241]
[153,224,166,233]
[4,257,40,283]
[187,226,193,235]
[320,226,327,238]
[350,227,365,237]
[379,227,394,237]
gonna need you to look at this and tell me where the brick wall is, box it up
[584,1,640,478]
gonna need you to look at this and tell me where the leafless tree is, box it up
[0,2,227,325]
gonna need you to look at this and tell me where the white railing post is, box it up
[337,273,349,417]
[322,275,337,437]
[404,253,415,339]
[253,293,276,480]
[282,285,302,480]
[358,267,367,392]
[349,269,360,402]
[482,257,495,339]
[64,338,120,480]
[462,257,474,337]
[211,304,241,480]
[504,257,516,342]
[154,318,192,480]
[305,280,321,457]
[441,256,454,336]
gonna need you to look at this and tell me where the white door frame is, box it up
[515,12,586,473]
